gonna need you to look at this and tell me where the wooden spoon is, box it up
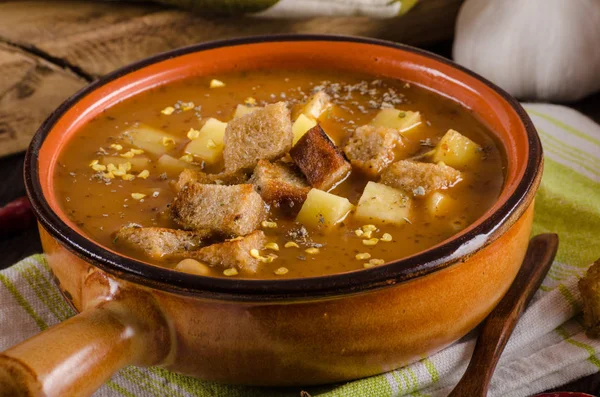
[449,233,559,397]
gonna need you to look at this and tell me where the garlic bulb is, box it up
[453,0,600,102]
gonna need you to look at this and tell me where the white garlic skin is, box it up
[453,0,600,102]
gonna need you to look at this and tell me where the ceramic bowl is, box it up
[1,35,542,396]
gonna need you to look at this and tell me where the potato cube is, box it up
[299,91,331,120]
[369,109,422,135]
[175,259,211,276]
[102,156,150,171]
[296,189,353,228]
[123,124,181,156]
[293,115,336,145]
[157,154,193,175]
[233,104,260,119]
[432,129,481,170]
[292,114,318,144]
[185,118,227,164]
[355,182,411,225]
[425,191,457,217]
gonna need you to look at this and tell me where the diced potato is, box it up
[369,109,422,134]
[425,191,457,217]
[292,115,337,145]
[431,129,481,170]
[355,182,411,225]
[102,156,150,171]
[210,79,225,88]
[233,104,260,119]
[157,154,192,175]
[292,114,318,144]
[299,91,331,120]
[184,118,227,164]
[175,259,211,276]
[123,124,181,156]
[296,189,353,228]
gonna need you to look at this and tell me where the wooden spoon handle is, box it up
[449,233,559,397]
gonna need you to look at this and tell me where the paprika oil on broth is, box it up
[54,69,505,279]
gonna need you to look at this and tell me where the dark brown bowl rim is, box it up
[24,34,542,301]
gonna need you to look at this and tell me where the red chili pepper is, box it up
[0,196,36,239]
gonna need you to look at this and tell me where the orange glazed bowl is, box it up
[2,36,541,396]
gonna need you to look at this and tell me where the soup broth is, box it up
[54,69,505,279]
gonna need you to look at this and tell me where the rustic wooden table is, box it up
[1,2,599,395]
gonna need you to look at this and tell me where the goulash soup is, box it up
[54,69,505,279]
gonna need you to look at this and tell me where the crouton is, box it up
[223,102,293,173]
[290,124,351,191]
[171,183,267,236]
[172,169,249,192]
[250,160,310,208]
[185,230,267,273]
[115,226,210,260]
[173,169,200,191]
[380,160,461,196]
[343,125,401,177]
[579,259,600,337]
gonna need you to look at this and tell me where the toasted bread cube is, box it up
[292,114,318,145]
[184,118,227,164]
[233,104,260,119]
[173,169,249,192]
[298,91,332,120]
[122,124,181,156]
[381,160,461,196]
[343,125,401,177]
[250,160,310,208]
[157,154,195,176]
[296,189,353,229]
[171,183,267,236]
[173,169,200,192]
[355,182,411,225]
[432,129,482,170]
[579,260,600,337]
[425,191,457,217]
[370,109,422,135]
[102,156,150,171]
[115,226,210,260]
[185,230,266,273]
[290,124,351,191]
[223,102,293,173]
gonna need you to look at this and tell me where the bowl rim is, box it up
[24,34,542,301]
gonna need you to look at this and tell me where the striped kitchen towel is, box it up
[1,103,599,396]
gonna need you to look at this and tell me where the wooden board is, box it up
[0,42,87,156]
[0,0,463,157]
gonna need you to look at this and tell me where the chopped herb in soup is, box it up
[54,69,505,279]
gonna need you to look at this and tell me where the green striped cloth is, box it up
[126,0,419,18]
[1,103,599,396]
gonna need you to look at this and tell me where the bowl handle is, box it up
[0,283,172,397]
